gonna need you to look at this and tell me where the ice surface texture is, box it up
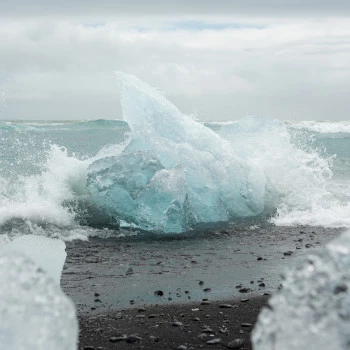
[253,229,350,350]
[0,252,77,350]
[2,235,66,284]
[87,73,265,232]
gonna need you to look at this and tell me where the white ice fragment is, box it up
[2,235,66,284]
[253,229,350,350]
[0,251,77,350]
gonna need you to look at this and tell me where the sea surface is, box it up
[0,75,349,241]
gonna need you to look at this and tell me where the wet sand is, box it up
[61,225,345,349]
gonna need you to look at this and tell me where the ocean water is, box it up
[0,74,349,240]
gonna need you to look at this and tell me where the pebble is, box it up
[206,338,221,345]
[227,338,245,349]
[154,290,164,296]
[84,347,95,350]
[126,334,142,343]
[109,335,126,342]
[201,301,210,305]
[172,321,183,327]
[238,288,251,293]
[198,333,208,340]
[203,288,211,292]
[241,298,249,302]
[241,323,253,327]
[202,328,214,333]
[219,304,233,308]
[259,283,265,287]
[177,346,188,350]
[257,257,263,261]
[199,280,204,285]
[125,267,134,275]
[283,251,293,256]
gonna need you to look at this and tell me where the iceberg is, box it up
[87,73,266,232]
[252,229,350,350]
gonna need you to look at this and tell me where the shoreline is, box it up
[61,225,346,349]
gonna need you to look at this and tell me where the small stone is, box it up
[238,288,251,293]
[177,346,187,350]
[241,299,249,302]
[172,321,183,327]
[199,280,204,285]
[283,251,293,256]
[94,298,101,303]
[126,334,142,343]
[203,288,211,292]
[136,314,146,319]
[219,304,233,308]
[148,314,157,318]
[257,257,263,261]
[193,317,200,322]
[201,301,210,305]
[154,290,164,296]
[259,283,265,287]
[109,335,126,342]
[84,347,95,350]
[241,323,252,327]
[227,338,245,349]
[202,328,214,333]
[126,267,134,275]
[206,338,221,345]
[198,333,208,340]
[129,300,135,304]
[94,292,100,297]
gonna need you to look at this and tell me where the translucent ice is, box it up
[2,235,66,284]
[0,250,77,350]
[253,229,350,350]
[87,73,266,232]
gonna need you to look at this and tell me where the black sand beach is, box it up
[61,225,345,349]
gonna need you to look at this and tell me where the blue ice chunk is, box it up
[87,73,266,232]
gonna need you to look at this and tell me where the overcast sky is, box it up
[1,1,350,121]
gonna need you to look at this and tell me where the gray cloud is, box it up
[1,14,350,121]
[1,0,350,17]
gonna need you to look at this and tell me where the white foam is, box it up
[291,120,350,134]
[0,145,89,228]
